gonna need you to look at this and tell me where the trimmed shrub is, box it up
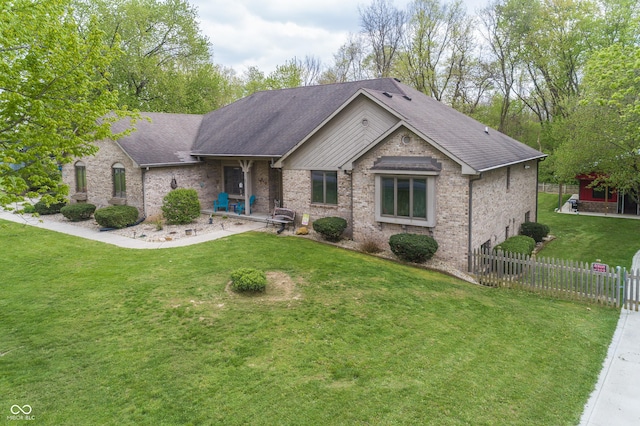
[161,188,201,225]
[34,200,66,215]
[389,233,438,263]
[312,216,347,242]
[60,203,96,221]
[519,222,550,243]
[494,235,536,256]
[94,205,139,229]
[230,268,267,293]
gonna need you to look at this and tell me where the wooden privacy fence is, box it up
[471,249,640,311]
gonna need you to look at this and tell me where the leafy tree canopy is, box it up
[0,0,131,207]
[555,44,640,197]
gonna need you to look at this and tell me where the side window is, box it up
[75,161,87,193]
[311,171,338,205]
[112,163,126,198]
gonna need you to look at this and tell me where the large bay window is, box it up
[372,156,440,227]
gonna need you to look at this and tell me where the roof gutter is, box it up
[475,154,548,174]
[139,161,201,168]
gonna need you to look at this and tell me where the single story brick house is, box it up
[62,78,546,270]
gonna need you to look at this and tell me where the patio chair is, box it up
[236,195,255,215]
[213,192,229,212]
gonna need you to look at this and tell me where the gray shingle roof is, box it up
[193,78,545,173]
[111,112,203,167]
[191,79,403,157]
[113,79,545,173]
[362,84,545,172]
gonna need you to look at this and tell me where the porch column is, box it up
[239,160,254,214]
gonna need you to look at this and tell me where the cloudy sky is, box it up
[189,0,489,75]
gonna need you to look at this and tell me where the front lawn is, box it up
[537,193,640,268]
[0,220,618,425]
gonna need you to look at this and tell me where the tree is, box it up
[0,0,129,206]
[359,0,406,78]
[320,34,372,83]
[555,44,640,198]
[74,0,220,113]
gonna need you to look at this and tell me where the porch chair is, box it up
[213,192,229,212]
[236,195,256,215]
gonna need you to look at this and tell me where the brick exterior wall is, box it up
[61,139,144,214]
[62,140,273,219]
[282,131,540,271]
[469,162,539,265]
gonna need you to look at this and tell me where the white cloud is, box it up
[190,0,487,74]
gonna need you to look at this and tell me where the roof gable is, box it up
[191,79,405,157]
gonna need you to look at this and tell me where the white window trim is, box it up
[374,173,437,227]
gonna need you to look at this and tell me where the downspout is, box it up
[467,174,482,272]
[141,167,148,218]
[535,160,541,221]
[347,170,354,239]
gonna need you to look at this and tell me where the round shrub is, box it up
[389,233,438,263]
[312,216,348,242]
[94,205,139,229]
[161,188,201,225]
[519,222,550,243]
[34,200,66,215]
[60,203,96,221]
[494,235,536,256]
[230,268,267,293]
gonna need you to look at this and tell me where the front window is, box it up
[75,161,87,193]
[224,166,243,195]
[375,174,436,227]
[112,163,126,198]
[311,171,337,204]
[381,177,427,219]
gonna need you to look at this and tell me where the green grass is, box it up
[0,220,619,425]
[537,193,640,268]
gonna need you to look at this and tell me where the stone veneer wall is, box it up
[469,160,539,260]
[577,200,617,214]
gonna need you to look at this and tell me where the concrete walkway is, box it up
[0,209,265,249]
[573,193,640,425]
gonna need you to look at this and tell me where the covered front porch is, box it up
[200,157,283,217]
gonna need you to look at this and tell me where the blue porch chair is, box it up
[236,195,256,215]
[213,192,229,212]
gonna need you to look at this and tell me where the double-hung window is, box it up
[311,171,338,204]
